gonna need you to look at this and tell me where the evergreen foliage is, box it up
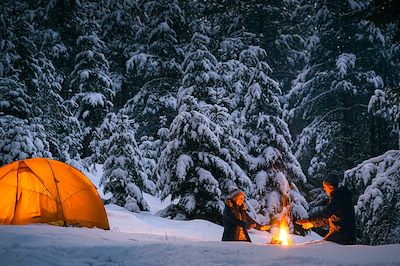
[1,0,399,244]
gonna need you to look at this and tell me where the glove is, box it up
[296,219,313,230]
[259,225,270,231]
[302,222,313,230]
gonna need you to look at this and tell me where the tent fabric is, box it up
[0,158,109,230]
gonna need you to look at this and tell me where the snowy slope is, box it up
[1,167,400,265]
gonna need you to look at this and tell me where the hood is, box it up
[225,197,246,211]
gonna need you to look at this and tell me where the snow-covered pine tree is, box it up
[121,85,176,184]
[0,12,32,119]
[98,0,143,109]
[69,24,114,156]
[367,22,400,147]
[354,59,400,245]
[123,0,186,135]
[343,150,400,245]
[122,1,187,177]
[0,77,31,119]
[181,19,251,196]
[0,7,63,164]
[0,11,19,79]
[11,21,66,156]
[0,115,51,166]
[285,0,396,217]
[221,0,294,69]
[98,112,155,212]
[121,86,177,143]
[178,20,220,103]
[144,0,186,62]
[27,25,82,163]
[215,38,254,150]
[138,135,159,184]
[28,52,82,162]
[357,0,400,42]
[198,0,301,91]
[100,0,143,74]
[239,46,308,228]
[216,58,249,131]
[156,21,252,222]
[205,103,251,196]
[157,96,250,222]
[8,10,83,163]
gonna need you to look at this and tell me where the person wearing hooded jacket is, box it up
[296,175,356,245]
[222,188,270,242]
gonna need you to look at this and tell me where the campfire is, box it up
[270,193,293,246]
[270,215,292,246]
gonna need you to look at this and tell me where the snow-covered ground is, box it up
[1,167,400,265]
[85,165,320,243]
[1,221,400,266]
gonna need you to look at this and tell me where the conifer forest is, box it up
[1,0,400,246]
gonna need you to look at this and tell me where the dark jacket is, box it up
[309,187,356,245]
[221,198,261,242]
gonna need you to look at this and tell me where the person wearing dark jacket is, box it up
[296,175,356,245]
[222,188,269,242]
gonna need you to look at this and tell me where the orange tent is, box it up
[0,158,109,230]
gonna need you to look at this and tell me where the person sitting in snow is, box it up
[222,188,270,242]
[296,175,356,245]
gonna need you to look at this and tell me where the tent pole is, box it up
[11,163,21,224]
[47,160,67,227]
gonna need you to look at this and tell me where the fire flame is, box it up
[269,189,293,246]
[277,224,291,246]
[270,216,292,246]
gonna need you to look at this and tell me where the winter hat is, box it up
[323,174,339,188]
[228,187,245,199]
